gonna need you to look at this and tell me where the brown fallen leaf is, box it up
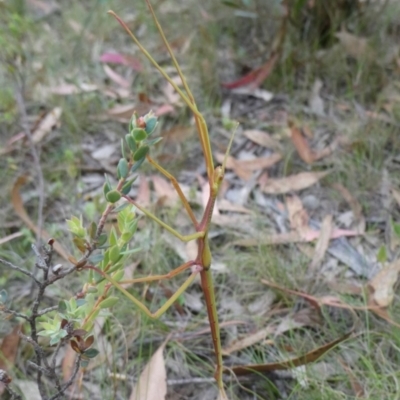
[335,30,374,62]
[31,107,62,144]
[243,129,282,150]
[11,176,70,261]
[103,64,132,88]
[368,259,400,307]
[286,195,309,233]
[309,79,325,116]
[107,103,136,120]
[215,152,282,181]
[129,339,168,400]
[151,175,178,207]
[339,358,365,398]
[391,188,400,208]
[289,122,315,164]
[62,346,77,383]
[0,232,24,245]
[333,183,365,233]
[222,326,275,356]
[260,171,329,194]
[309,214,333,272]
[136,176,151,207]
[0,324,23,395]
[232,225,358,247]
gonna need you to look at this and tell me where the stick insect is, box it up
[103,2,235,398]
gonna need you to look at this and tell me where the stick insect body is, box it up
[102,3,235,397]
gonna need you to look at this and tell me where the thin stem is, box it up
[0,258,41,285]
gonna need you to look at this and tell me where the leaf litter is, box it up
[4,1,400,398]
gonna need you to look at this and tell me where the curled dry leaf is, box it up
[243,129,282,150]
[32,107,62,144]
[308,214,333,272]
[289,122,315,164]
[392,188,400,208]
[151,175,178,206]
[222,326,274,356]
[103,64,132,88]
[100,52,143,71]
[129,340,168,400]
[335,31,374,62]
[215,152,282,181]
[0,325,23,395]
[368,259,400,307]
[309,79,325,116]
[333,183,365,233]
[260,171,329,194]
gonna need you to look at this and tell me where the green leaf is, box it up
[393,221,400,238]
[125,134,137,152]
[80,358,90,367]
[109,226,118,247]
[97,233,107,247]
[128,220,138,236]
[129,113,137,132]
[77,299,86,308]
[88,221,97,240]
[103,181,111,198]
[84,348,100,358]
[121,138,128,160]
[114,202,130,212]
[99,296,119,309]
[144,137,163,147]
[0,289,8,304]
[109,245,120,264]
[106,190,121,204]
[73,236,87,253]
[112,269,124,282]
[133,145,149,161]
[117,158,129,179]
[121,231,132,243]
[132,128,147,142]
[131,157,145,173]
[121,176,137,195]
[58,300,67,312]
[221,0,240,8]
[120,247,140,256]
[86,285,98,294]
[144,116,157,135]
[377,245,387,263]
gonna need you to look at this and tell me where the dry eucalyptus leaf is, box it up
[32,107,62,143]
[129,340,168,400]
[260,171,329,194]
[368,259,400,307]
[222,326,275,355]
[243,129,282,150]
[309,214,333,272]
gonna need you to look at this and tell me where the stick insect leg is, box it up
[122,195,204,242]
[146,155,198,227]
[120,260,195,284]
[102,269,199,319]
